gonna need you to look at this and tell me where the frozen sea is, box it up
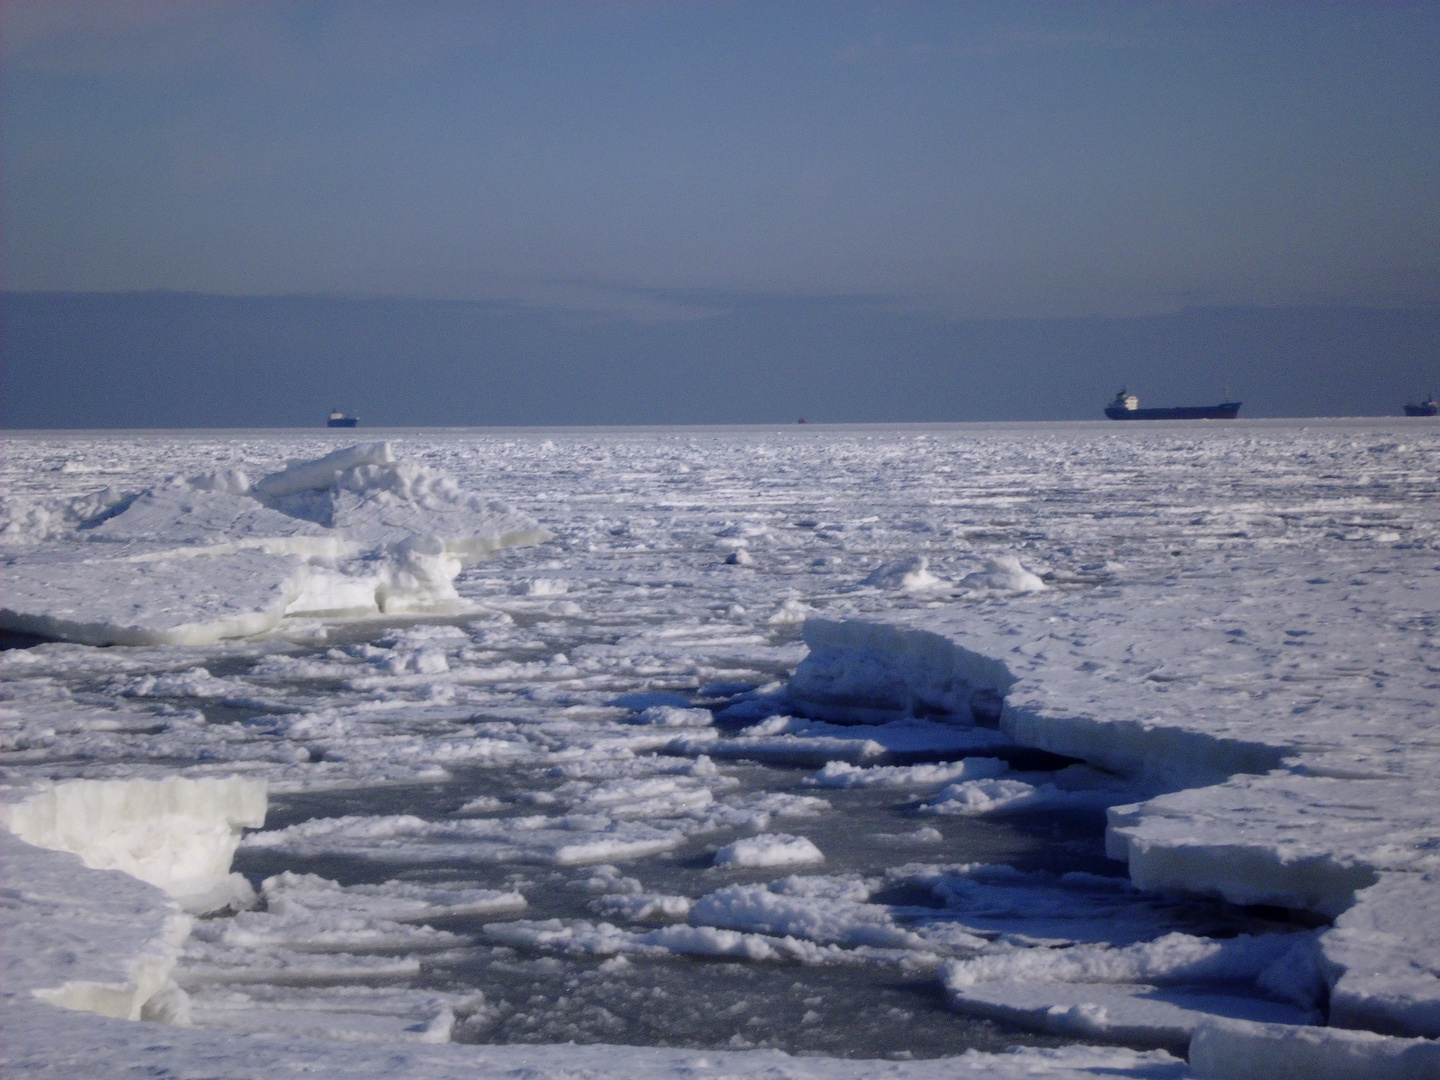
[3,419,1438,1079]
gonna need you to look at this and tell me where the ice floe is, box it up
[1,775,266,913]
[806,757,1009,789]
[788,618,1016,725]
[0,443,547,645]
[713,833,825,869]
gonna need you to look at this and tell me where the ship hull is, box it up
[1105,402,1242,420]
[326,418,358,428]
[1403,404,1438,417]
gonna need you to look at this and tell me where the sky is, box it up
[2,1,1438,425]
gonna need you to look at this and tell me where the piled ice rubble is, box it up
[178,870,526,1044]
[0,443,548,645]
[713,832,826,869]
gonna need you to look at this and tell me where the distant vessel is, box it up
[327,410,358,428]
[1104,389,1242,421]
[1403,394,1438,417]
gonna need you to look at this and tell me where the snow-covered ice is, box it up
[4,420,1439,1079]
[1,775,266,913]
[713,832,826,868]
[0,830,191,1021]
[0,442,547,645]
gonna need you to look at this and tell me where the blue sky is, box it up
[5,1,1437,321]
[3,3,1438,426]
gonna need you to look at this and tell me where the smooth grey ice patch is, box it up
[183,984,471,1045]
[1190,1017,1440,1080]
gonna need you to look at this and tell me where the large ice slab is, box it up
[0,831,190,1021]
[1105,774,1439,918]
[1,776,267,913]
[945,981,1310,1055]
[1321,872,1440,1039]
[1189,1017,1440,1080]
[939,929,1320,1052]
[788,619,1015,725]
[1,547,311,646]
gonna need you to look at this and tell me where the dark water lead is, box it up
[229,757,1304,1060]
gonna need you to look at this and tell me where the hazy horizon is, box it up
[3,2,1437,426]
[4,290,1436,428]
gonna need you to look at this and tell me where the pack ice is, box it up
[0,443,548,645]
[5,422,1440,1080]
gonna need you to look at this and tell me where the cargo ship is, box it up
[1105,389,1242,421]
[1403,394,1438,417]
[326,410,359,428]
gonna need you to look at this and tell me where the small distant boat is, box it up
[1403,394,1438,417]
[327,410,359,428]
[1104,389,1242,421]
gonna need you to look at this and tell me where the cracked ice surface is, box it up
[3,420,1439,1079]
